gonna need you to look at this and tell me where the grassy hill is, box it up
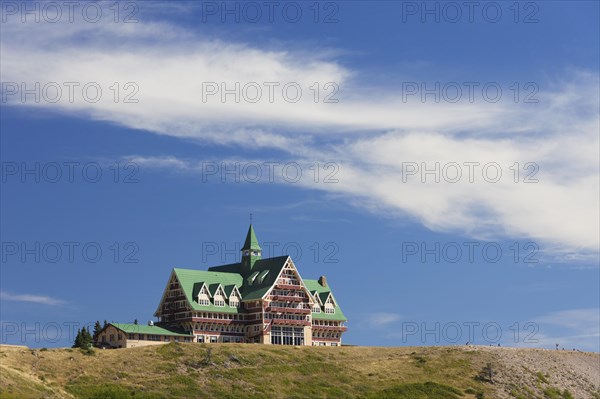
[1,344,598,399]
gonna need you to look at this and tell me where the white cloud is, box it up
[368,313,401,328]
[525,308,600,351]
[0,292,67,306]
[1,7,598,258]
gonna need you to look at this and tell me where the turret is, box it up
[241,224,261,273]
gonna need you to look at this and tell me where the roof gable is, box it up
[239,255,289,300]
[304,279,347,321]
[173,268,243,312]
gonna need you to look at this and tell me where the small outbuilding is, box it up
[97,323,193,348]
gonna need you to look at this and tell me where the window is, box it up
[210,336,217,343]
[312,306,321,313]
[247,271,259,285]
[109,334,114,342]
[199,299,210,306]
[325,307,335,314]
[214,300,225,307]
[257,269,269,284]
[270,326,304,346]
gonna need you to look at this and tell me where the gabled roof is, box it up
[193,282,211,298]
[318,292,331,304]
[241,224,261,251]
[304,279,347,321]
[110,323,192,337]
[173,269,243,313]
[311,290,324,305]
[239,256,289,300]
[224,284,240,298]
[208,283,225,297]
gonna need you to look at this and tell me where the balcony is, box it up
[275,282,303,290]
[272,318,311,326]
[311,325,348,332]
[268,306,311,314]
[271,295,305,302]
[191,317,238,325]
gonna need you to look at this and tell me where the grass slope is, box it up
[0,344,598,399]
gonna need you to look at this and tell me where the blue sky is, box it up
[1,1,599,351]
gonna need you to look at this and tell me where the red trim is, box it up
[268,306,311,314]
[271,318,311,326]
[271,295,305,302]
[311,325,348,332]
[275,284,304,290]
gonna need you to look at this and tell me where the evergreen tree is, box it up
[72,329,82,348]
[92,321,102,342]
[134,319,138,325]
[81,327,93,348]
[103,320,108,329]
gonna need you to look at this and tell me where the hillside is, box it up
[0,344,598,399]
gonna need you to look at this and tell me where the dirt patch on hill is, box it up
[460,346,600,398]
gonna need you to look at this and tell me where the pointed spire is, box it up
[241,224,261,251]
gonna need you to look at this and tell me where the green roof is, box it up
[239,256,288,300]
[111,323,192,337]
[207,255,290,300]
[168,261,347,320]
[304,280,348,321]
[174,269,244,313]
[241,224,261,251]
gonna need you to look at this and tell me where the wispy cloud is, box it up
[368,312,401,328]
[523,308,600,351]
[1,4,598,259]
[0,292,67,306]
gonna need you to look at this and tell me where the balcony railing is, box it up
[311,325,348,332]
[268,306,311,314]
[271,318,311,326]
[275,283,303,290]
[191,317,239,325]
[271,295,305,302]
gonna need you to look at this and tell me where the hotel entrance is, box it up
[270,326,304,345]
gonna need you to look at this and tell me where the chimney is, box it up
[318,275,327,287]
